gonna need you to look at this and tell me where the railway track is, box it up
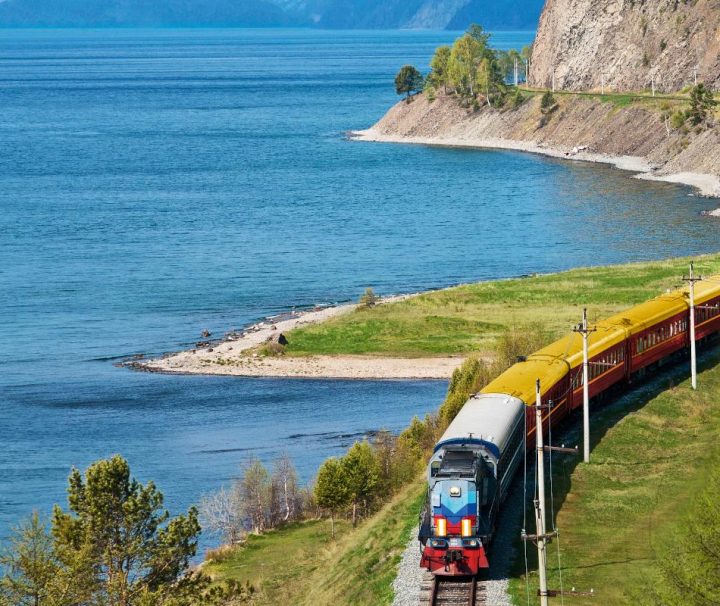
[420,573,487,606]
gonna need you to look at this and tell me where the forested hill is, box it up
[0,0,544,29]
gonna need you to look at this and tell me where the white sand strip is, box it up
[142,353,463,380]
[136,293,463,379]
[352,128,720,201]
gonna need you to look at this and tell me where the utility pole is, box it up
[601,73,605,95]
[651,73,656,97]
[525,58,529,84]
[573,309,596,463]
[535,380,549,606]
[552,68,556,93]
[683,262,702,390]
[514,56,519,87]
[694,65,698,86]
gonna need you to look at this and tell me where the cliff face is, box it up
[529,0,720,93]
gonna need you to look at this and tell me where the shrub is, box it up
[494,322,548,368]
[688,83,716,125]
[259,341,285,356]
[509,88,526,109]
[540,90,557,113]
[358,287,378,309]
[670,110,687,129]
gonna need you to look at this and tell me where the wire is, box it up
[523,407,530,606]
[547,407,565,606]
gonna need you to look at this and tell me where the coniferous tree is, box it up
[394,65,424,99]
[0,512,58,606]
[51,455,200,606]
[688,83,716,125]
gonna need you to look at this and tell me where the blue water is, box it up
[1,29,719,547]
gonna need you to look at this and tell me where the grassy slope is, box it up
[208,253,720,605]
[203,519,350,603]
[206,353,720,605]
[205,479,425,606]
[286,254,720,357]
[508,349,720,605]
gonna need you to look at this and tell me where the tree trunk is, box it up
[352,502,357,527]
[330,512,335,539]
[283,477,290,522]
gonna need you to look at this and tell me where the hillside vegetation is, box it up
[205,253,720,605]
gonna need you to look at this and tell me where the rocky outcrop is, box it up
[530,0,720,93]
[360,93,720,197]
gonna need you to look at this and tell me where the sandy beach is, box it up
[135,294,464,380]
[352,128,720,200]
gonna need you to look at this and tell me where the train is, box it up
[418,272,720,577]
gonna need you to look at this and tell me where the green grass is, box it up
[207,253,720,605]
[205,479,425,606]
[285,254,720,357]
[203,518,350,603]
[207,350,720,605]
[301,479,425,605]
[507,349,720,605]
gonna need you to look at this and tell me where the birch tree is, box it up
[270,454,300,525]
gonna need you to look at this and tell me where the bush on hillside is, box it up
[540,90,557,113]
[358,287,378,309]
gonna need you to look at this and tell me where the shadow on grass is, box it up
[491,342,720,582]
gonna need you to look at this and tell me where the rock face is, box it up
[529,0,720,93]
[364,93,720,192]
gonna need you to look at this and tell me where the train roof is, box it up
[435,393,525,459]
[479,273,720,406]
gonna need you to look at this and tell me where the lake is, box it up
[1,28,718,547]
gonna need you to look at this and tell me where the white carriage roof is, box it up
[435,393,525,458]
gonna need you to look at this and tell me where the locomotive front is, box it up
[419,449,491,575]
[419,393,526,577]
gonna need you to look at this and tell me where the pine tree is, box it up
[51,455,200,606]
[394,65,424,100]
[0,512,58,606]
[688,83,716,126]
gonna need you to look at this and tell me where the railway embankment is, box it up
[354,91,720,201]
[202,253,720,605]
[204,348,720,604]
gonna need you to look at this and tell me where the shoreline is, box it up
[351,128,720,201]
[131,293,464,380]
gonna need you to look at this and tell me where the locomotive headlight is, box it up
[434,516,447,537]
[449,486,461,497]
